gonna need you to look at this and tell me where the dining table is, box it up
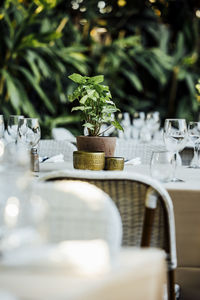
[126,164,200,300]
[36,160,200,300]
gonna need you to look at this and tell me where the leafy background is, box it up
[0,0,200,137]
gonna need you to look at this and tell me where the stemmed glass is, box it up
[0,167,46,256]
[146,111,161,140]
[163,119,188,182]
[188,122,200,168]
[7,115,24,143]
[117,112,131,139]
[18,118,41,149]
[132,112,145,140]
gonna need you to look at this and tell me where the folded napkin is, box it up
[40,154,64,163]
[125,157,141,165]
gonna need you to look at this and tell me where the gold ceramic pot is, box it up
[73,151,105,171]
[104,157,124,171]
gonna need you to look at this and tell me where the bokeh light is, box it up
[4,197,20,227]
[196,10,200,18]
[118,0,126,7]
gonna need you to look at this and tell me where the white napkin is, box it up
[42,154,64,163]
[125,157,141,165]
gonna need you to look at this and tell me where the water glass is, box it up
[18,118,41,149]
[146,111,160,140]
[150,151,173,182]
[7,115,24,143]
[188,121,200,168]
[132,112,145,140]
[163,119,187,182]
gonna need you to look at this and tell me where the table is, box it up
[126,164,200,300]
[0,248,166,300]
[38,161,200,300]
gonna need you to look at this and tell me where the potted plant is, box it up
[68,73,123,156]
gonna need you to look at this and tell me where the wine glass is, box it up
[0,162,46,255]
[0,115,5,139]
[117,112,131,139]
[188,121,200,168]
[146,111,161,140]
[163,119,188,182]
[132,112,145,140]
[150,151,173,182]
[7,115,24,143]
[18,118,41,149]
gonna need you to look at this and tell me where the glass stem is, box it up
[194,144,199,165]
[172,152,177,180]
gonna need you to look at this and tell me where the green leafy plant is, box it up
[68,73,123,136]
[0,0,88,137]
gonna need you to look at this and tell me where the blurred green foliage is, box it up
[0,0,200,137]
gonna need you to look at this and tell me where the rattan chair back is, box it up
[42,171,176,267]
[33,180,122,258]
[41,170,177,300]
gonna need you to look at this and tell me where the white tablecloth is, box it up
[39,161,200,191]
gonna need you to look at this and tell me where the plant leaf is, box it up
[83,123,94,129]
[80,94,88,104]
[89,75,104,84]
[68,73,85,84]
[122,69,143,92]
[72,106,90,111]
[16,66,55,113]
[112,120,124,131]
[3,70,21,111]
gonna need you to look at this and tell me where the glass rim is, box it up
[165,118,186,121]
[9,115,24,118]
[188,121,200,124]
[152,150,169,153]
[18,118,39,122]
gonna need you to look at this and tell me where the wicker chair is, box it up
[33,180,122,259]
[41,170,177,300]
[38,139,77,161]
